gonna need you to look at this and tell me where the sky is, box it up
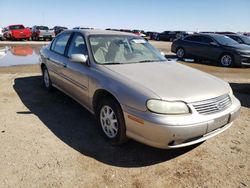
[0,0,249,32]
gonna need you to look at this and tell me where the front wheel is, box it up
[96,97,127,145]
[220,54,234,67]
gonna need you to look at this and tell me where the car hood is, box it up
[224,43,250,51]
[103,61,230,103]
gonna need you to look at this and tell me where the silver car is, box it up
[40,29,241,149]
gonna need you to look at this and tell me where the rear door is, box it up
[183,35,203,58]
[46,32,72,88]
[63,32,90,108]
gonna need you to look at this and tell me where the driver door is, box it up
[63,33,91,108]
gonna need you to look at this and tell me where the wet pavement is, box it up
[0,45,43,67]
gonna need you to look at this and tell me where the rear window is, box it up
[9,25,25,30]
[37,26,49,30]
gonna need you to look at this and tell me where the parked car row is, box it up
[171,33,250,67]
[0,24,69,41]
[106,28,147,38]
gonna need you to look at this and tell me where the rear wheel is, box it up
[96,97,127,145]
[176,48,185,59]
[220,54,234,67]
[42,66,53,91]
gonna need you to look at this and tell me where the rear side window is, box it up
[51,33,71,55]
[185,36,202,42]
[201,36,213,44]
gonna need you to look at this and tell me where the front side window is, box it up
[212,35,239,46]
[89,35,166,64]
[67,33,87,57]
[51,33,71,55]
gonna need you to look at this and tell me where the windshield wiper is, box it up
[103,62,122,65]
[138,59,165,63]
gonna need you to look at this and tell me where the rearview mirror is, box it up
[70,54,88,63]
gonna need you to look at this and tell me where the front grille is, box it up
[192,94,231,115]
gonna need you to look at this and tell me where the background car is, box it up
[132,30,146,37]
[243,32,250,37]
[0,27,4,40]
[53,26,68,36]
[156,31,188,41]
[31,25,55,41]
[3,24,31,41]
[226,34,250,46]
[119,29,132,33]
[171,33,250,67]
[73,26,93,30]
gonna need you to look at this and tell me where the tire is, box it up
[176,47,185,59]
[96,97,127,145]
[219,54,234,67]
[42,66,53,91]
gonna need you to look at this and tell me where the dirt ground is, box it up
[0,42,249,188]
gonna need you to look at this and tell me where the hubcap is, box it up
[100,105,118,138]
[44,69,50,88]
[221,55,232,66]
[177,48,184,58]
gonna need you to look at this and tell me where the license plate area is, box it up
[207,114,230,133]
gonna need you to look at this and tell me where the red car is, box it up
[3,24,31,40]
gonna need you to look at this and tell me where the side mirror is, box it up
[70,54,88,63]
[210,42,219,46]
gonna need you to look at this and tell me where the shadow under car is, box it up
[13,75,200,167]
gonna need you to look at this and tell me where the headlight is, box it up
[146,99,190,114]
[229,88,233,95]
[237,51,249,55]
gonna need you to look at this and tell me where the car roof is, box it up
[189,33,226,38]
[8,24,24,27]
[225,34,243,37]
[67,29,138,37]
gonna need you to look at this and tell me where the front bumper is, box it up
[235,54,250,66]
[122,95,241,149]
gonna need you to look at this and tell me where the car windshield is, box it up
[37,26,49,30]
[9,25,25,30]
[89,35,166,64]
[212,35,239,46]
[239,35,250,44]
